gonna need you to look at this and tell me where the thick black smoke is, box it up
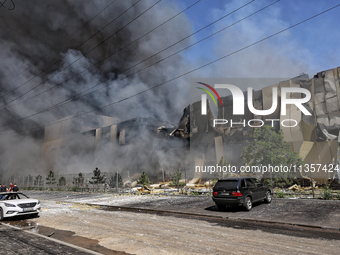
[0,0,193,179]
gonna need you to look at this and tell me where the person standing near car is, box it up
[0,184,6,199]
[12,184,19,192]
[9,182,14,191]
[11,184,19,199]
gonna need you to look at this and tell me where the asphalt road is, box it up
[0,223,102,255]
[1,191,339,254]
[23,190,340,229]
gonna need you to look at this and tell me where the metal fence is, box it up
[0,164,338,199]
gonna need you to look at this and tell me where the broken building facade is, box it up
[41,66,340,184]
[42,114,188,180]
[175,66,340,183]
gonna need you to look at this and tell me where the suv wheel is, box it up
[244,196,252,211]
[265,191,272,203]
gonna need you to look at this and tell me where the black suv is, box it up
[212,177,271,211]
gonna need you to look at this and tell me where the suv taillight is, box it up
[232,191,242,197]
[213,192,218,196]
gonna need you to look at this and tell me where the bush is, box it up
[275,178,293,188]
[169,181,186,187]
[190,191,200,196]
[170,169,182,186]
[137,172,152,185]
[337,191,340,200]
[321,188,333,200]
[72,186,79,192]
[263,179,272,188]
[275,190,286,198]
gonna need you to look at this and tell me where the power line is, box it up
[0,0,142,102]
[0,0,253,116]
[0,0,250,110]
[2,0,203,110]
[0,0,264,125]
[2,1,340,135]
[0,0,117,97]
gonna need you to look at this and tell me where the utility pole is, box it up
[127,171,131,193]
[116,171,119,193]
[209,167,211,196]
[310,162,315,199]
[162,167,165,194]
[185,168,187,194]
[270,166,273,194]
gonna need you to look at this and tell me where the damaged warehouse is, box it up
[38,66,340,185]
[42,114,189,182]
[174,66,340,184]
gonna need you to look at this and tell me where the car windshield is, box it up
[214,180,238,189]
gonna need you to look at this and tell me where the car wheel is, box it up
[0,208,3,221]
[244,196,252,211]
[216,204,226,211]
[264,191,272,203]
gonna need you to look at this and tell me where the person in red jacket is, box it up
[9,182,14,192]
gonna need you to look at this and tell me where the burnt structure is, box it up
[173,66,340,183]
[43,114,187,177]
[42,66,340,183]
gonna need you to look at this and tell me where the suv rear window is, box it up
[214,180,238,189]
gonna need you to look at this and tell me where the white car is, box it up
[0,192,41,220]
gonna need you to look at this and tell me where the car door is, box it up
[253,178,266,201]
[245,178,258,201]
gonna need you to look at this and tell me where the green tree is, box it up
[109,173,123,188]
[46,171,56,188]
[242,126,303,186]
[59,176,66,186]
[89,167,105,189]
[34,175,43,186]
[137,172,152,185]
[73,173,84,188]
[218,157,231,178]
[170,169,182,186]
[219,157,230,167]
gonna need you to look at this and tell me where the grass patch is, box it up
[275,190,286,198]
[321,188,333,200]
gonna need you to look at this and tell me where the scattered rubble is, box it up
[329,178,340,190]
